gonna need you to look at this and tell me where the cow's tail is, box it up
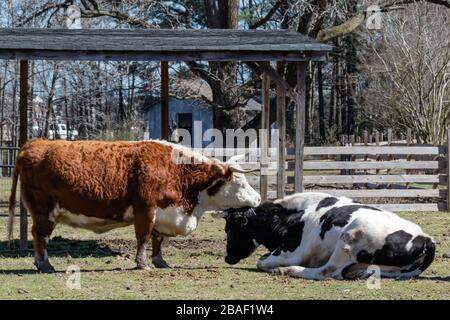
[7,163,20,247]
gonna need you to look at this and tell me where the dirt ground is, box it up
[0,211,448,300]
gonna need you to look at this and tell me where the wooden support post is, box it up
[276,61,286,198]
[447,129,450,211]
[161,61,169,141]
[375,131,380,175]
[406,128,412,189]
[363,130,368,177]
[295,62,307,192]
[260,72,270,201]
[19,60,29,250]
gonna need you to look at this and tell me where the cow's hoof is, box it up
[152,256,171,269]
[272,267,288,276]
[34,260,55,273]
[135,264,152,271]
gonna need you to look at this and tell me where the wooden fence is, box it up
[204,132,450,212]
[343,128,414,146]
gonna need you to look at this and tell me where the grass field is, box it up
[0,210,449,300]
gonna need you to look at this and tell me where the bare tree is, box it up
[361,3,450,144]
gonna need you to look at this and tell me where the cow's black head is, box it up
[214,202,305,265]
[214,207,260,265]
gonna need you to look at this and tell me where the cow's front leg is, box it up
[273,234,360,280]
[133,205,156,270]
[151,233,170,268]
[256,249,299,272]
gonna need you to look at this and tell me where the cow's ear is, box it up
[211,163,229,177]
[211,163,233,181]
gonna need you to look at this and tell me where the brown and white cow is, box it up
[7,139,260,273]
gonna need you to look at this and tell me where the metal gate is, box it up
[0,146,19,206]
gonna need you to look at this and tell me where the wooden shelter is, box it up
[0,28,332,249]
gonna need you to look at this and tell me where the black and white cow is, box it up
[213,192,436,280]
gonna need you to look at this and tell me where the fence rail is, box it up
[203,137,449,212]
[304,146,446,155]
[0,142,448,212]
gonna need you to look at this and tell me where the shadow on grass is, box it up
[231,267,450,282]
[0,236,120,258]
[0,267,128,275]
[418,275,450,282]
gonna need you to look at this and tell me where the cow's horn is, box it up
[227,154,245,163]
[229,165,259,173]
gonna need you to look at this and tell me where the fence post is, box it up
[388,129,393,145]
[447,129,450,211]
[19,60,29,250]
[260,72,270,201]
[160,61,169,141]
[294,62,307,193]
[386,129,393,181]
[276,61,286,198]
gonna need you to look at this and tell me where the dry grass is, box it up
[0,210,448,300]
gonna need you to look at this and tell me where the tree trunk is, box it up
[43,65,58,137]
[11,62,18,147]
[317,62,325,142]
[344,0,358,135]
[203,0,240,131]
[117,64,126,123]
[329,45,338,128]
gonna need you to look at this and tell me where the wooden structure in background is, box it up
[0,28,331,249]
[276,61,286,198]
[160,61,169,140]
[235,143,448,212]
[260,72,270,201]
[18,60,28,250]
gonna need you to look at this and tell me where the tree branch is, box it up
[17,0,72,27]
[249,0,283,29]
[316,12,365,42]
[316,0,450,42]
[80,9,158,29]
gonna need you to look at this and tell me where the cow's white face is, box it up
[199,158,261,211]
[209,172,261,210]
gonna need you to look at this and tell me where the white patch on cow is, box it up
[153,139,211,165]
[153,206,199,237]
[49,203,133,234]
[199,174,261,211]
